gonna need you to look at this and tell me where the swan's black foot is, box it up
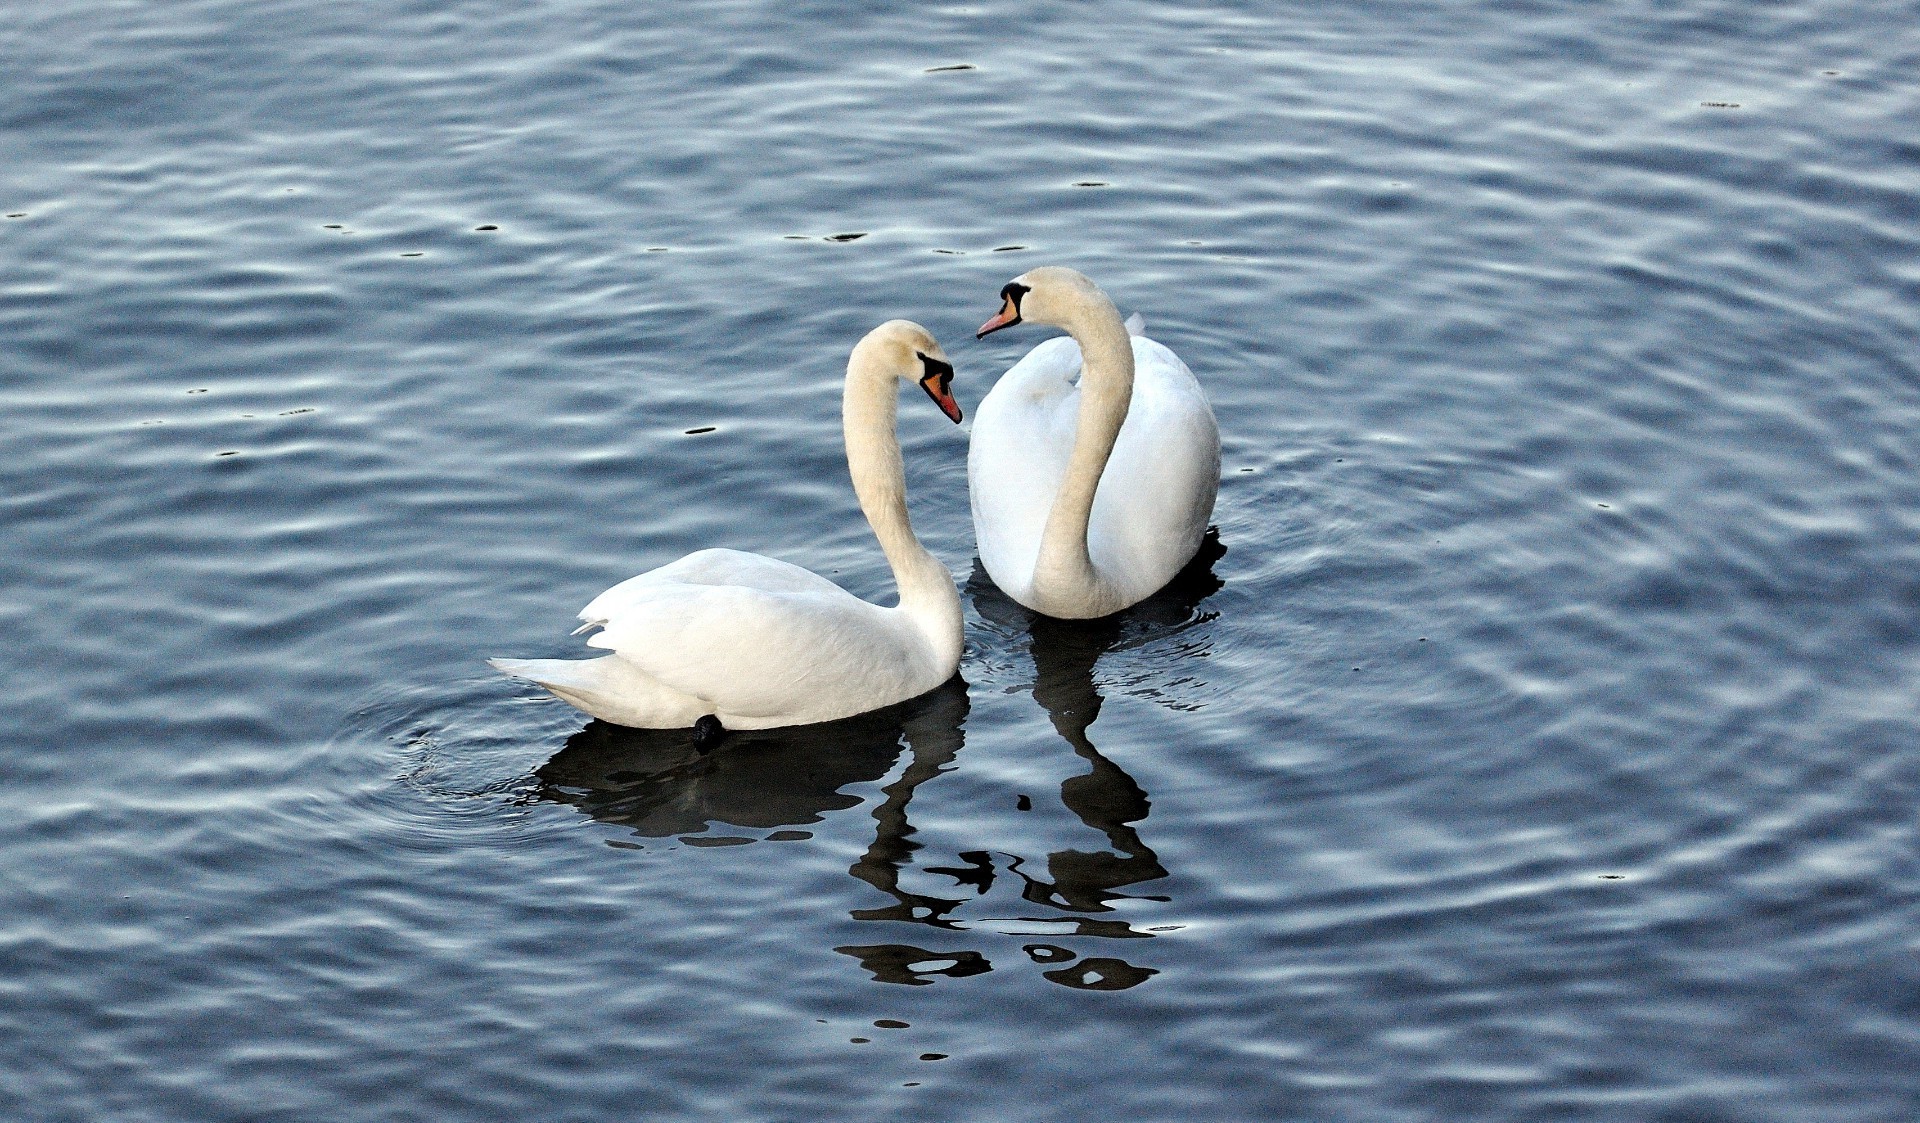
[691,714,727,754]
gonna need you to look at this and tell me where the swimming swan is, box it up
[970,267,1220,619]
[491,321,965,743]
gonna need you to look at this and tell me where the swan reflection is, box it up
[528,532,1225,991]
[531,678,965,843]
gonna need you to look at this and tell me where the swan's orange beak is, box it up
[921,374,963,423]
[977,280,1030,339]
[977,295,1021,338]
[917,355,962,423]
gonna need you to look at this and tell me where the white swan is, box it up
[969,267,1220,619]
[491,321,966,744]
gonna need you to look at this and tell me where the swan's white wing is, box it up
[967,336,1085,598]
[584,580,932,724]
[1087,335,1221,599]
[578,548,840,630]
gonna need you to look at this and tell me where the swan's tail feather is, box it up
[489,656,559,681]
[487,655,704,730]
[1124,312,1146,337]
[488,656,596,702]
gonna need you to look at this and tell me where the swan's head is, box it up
[855,320,962,424]
[977,266,1105,338]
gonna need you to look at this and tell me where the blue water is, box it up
[4,1,1918,1119]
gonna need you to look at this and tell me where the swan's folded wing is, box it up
[579,548,843,629]
[581,582,915,721]
[969,337,1089,589]
[1086,336,1221,594]
[991,335,1083,400]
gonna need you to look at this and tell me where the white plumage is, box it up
[970,268,1220,619]
[491,321,965,733]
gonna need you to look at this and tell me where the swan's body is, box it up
[491,321,965,734]
[969,268,1220,619]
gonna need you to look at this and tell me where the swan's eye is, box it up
[914,352,962,422]
[916,352,954,389]
[1000,282,1029,310]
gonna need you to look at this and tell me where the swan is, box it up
[490,320,966,745]
[969,267,1220,619]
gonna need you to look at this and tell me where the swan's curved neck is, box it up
[1034,291,1134,614]
[844,359,963,665]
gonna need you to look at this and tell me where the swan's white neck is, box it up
[1032,288,1134,617]
[843,355,964,669]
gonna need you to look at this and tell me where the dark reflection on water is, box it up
[836,943,994,987]
[529,681,966,841]
[529,534,1225,991]
[843,682,971,930]
[969,531,1226,924]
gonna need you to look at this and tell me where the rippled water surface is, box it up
[5,1,1919,1119]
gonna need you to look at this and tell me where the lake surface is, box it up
[4,1,1918,1119]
